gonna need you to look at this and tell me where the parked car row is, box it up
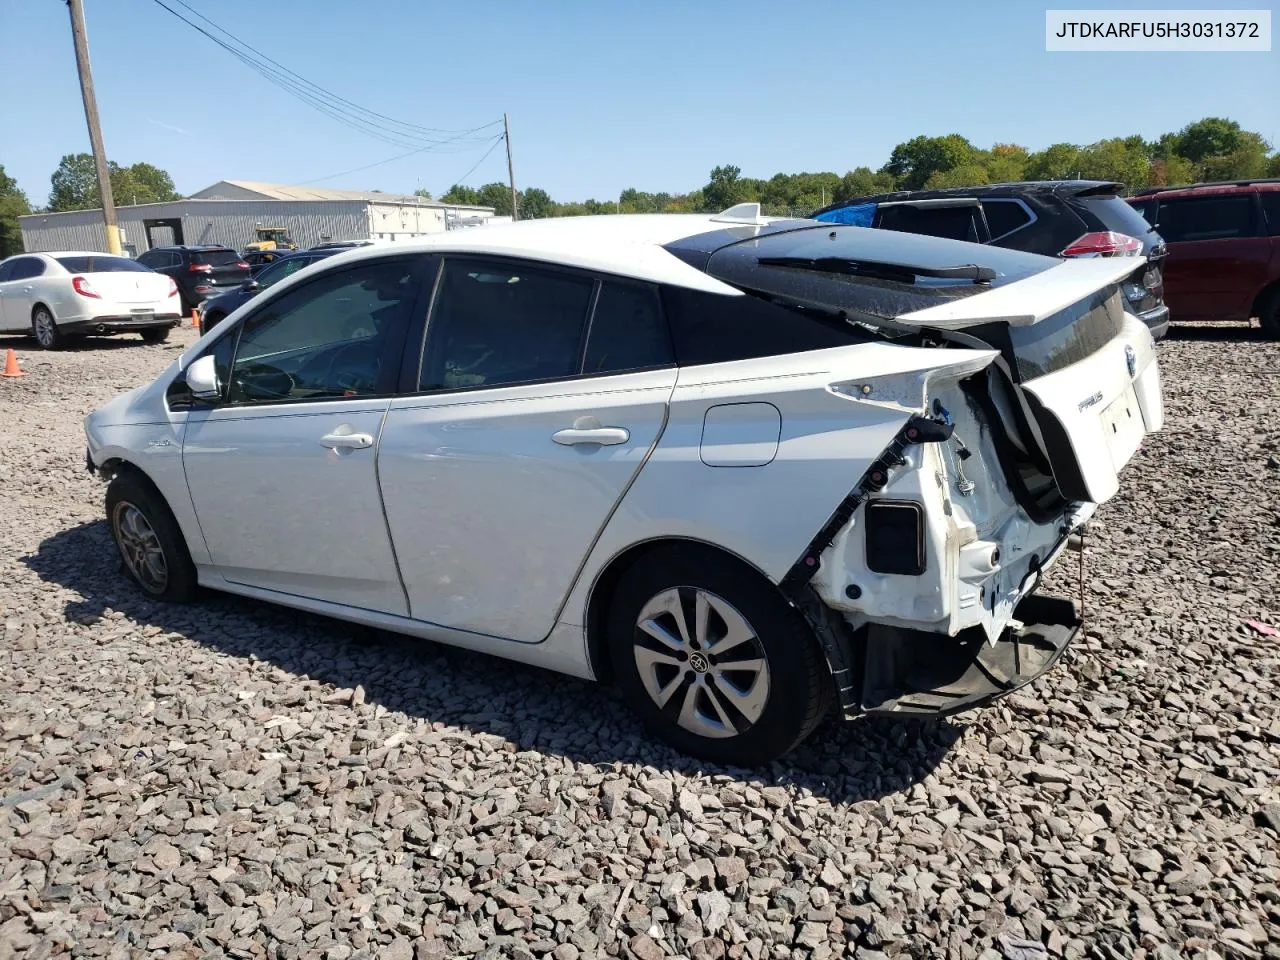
[85,209,1163,763]
[814,177,1280,337]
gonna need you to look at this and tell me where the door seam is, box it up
[372,400,413,617]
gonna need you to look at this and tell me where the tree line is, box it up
[3,117,1276,258]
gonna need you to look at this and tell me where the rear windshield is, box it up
[54,255,149,273]
[1083,196,1157,241]
[1007,287,1125,381]
[193,250,245,267]
[703,224,1056,320]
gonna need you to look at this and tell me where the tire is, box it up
[106,470,199,603]
[1259,287,1280,339]
[31,306,63,350]
[605,545,832,765]
[140,327,170,344]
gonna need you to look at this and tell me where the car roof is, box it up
[311,214,802,293]
[150,244,235,252]
[813,180,1125,214]
[1130,178,1280,200]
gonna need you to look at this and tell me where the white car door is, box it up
[181,255,432,613]
[0,260,16,331]
[378,259,675,643]
[0,256,44,331]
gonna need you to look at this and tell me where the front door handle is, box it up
[552,426,629,446]
[319,431,374,450]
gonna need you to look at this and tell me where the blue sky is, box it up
[1,0,1276,205]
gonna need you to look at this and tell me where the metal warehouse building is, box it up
[18,180,496,256]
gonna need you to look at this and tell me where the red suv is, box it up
[1128,180,1280,336]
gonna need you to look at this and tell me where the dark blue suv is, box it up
[198,249,339,334]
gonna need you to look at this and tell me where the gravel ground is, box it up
[1,324,1277,960]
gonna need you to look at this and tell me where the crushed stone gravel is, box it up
[1,324,1277,959]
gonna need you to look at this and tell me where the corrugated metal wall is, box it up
[19,199,372,254]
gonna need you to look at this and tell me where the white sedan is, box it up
[84,208,1163,764]
[0,251,182,349]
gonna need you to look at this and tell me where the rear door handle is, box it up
[319,431,374,450]
[552,426,629,446]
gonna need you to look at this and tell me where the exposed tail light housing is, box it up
[71,276,101,298]
[188,262,213,273]
[865,501,926,576]
[166,278,179,298]
[1060,231,1144,258]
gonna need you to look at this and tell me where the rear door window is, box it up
[419,258,594,391]
[583,280,674,375]
[876,203,984,244]
[981,200,1033,239]
[7,257,45,280]
[1154,196,1256,242]
[1259,193,1280,237]
[55,255,150,273]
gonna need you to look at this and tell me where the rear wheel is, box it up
[140,327,170,344]
[606,545,832,765]
[106,471,198,603]
[31,306,62,350]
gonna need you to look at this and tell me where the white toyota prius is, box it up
[84,207,1163,764]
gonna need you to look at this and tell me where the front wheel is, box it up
[31,307,63,350]
[140,327,171,344]
[106,471,198,602]
[606,545,832,765]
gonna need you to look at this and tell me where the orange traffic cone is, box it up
[1,348,22,378]
[190,309,199,329]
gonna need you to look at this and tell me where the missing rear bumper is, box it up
[858,594,1081,717]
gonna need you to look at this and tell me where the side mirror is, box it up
[241,279,260,292]
[185,355,221,402]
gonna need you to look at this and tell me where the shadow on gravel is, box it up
[0,333,180,352]
[25,520,963,804]
[1163,322,1266,343]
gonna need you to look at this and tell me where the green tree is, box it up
[924,163,991,189]
[1173,117,1245,164]
[1197,131,1271,181]
[1074,137,1151,189]
[881,134,976,190]
[439,184,482,206]
[703,165,750,211]
[0,165,31,258]
[519,187,554,219]
[834,167,896,202]
[982,143,1030,183]
[1024,143,1082,181]
[48,153,179,211]
[413,187,433,201]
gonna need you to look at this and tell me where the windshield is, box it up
[55,255,149,274]
[702,224,1056,320]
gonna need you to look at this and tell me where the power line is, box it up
[149,0,501,150]
[447,135,508,189]
[301,133,505,187]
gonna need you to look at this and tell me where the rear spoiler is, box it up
[894,257,1139,329]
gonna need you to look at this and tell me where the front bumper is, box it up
[60,314,182,335]
[857,593,1082,716]
[1136,303,1170,340]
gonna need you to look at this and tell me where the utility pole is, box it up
[503,112,518,222]
[67,0,121,254]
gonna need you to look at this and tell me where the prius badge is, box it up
[1125,345,1137,378]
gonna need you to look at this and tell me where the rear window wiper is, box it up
[758,255,996,284]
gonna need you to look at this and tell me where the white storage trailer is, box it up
[18,180,495,256]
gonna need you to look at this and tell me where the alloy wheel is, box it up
[112,501,169,594]
[33,311,57,348]
[632,587,771,739]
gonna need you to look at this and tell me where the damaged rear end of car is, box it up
[689,222,1164,719]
